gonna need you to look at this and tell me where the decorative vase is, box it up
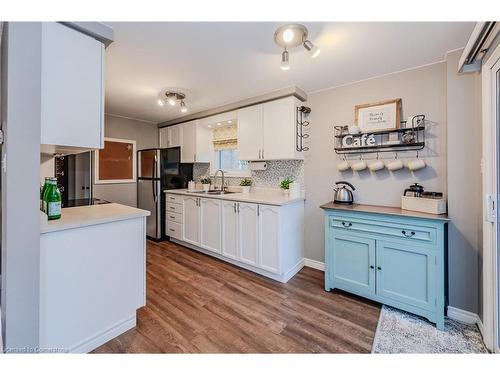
[282,188,290,196]
[241,186,251,194]
[202,184,210,192]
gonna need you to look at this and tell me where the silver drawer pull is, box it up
[169,228,175,232]
[401,230,416,238]
[170,206,176,210]
[170,216,175,219]
[341,222,352,228]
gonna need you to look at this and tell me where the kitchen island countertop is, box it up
[40,203,150,234]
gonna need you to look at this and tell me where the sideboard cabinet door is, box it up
[330,233,376,296]
[375,240,436,311]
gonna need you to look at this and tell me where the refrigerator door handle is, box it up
[152,154,158,203]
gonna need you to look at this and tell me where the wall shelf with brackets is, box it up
[334,115,426,155]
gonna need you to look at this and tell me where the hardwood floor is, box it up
[92,240,381,353]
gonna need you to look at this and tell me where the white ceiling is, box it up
[104,22,474,124]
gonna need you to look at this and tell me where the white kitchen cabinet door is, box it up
[195,126,211,162]
[262,97,297,160]
[159,127,169,148]
[221,201,238,260]
[182,197,200,246]
[168,125,182,148]
[41,22,104,149]
[200,198,222,254]
[237,105,262,161]
[258,205,281,273]
[238,202,259,266]
[181,121,196,163]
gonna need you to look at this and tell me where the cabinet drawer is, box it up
[330,217,436,245]
[166,220,183,239]
[166,211,182,223]
[166,194,183,204]
[166,202,183,214]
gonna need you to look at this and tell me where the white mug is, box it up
[348,125,360,135]
[386,159,404,171]
[368,159,385,172]
[337,160,351,171]
[351,160,367,171]
[407,158,426,171]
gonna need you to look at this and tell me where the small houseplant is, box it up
[200,176,211,192]
[240,178,252,194]
[280,177,293,195]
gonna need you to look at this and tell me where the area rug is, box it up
[372,305,488,353]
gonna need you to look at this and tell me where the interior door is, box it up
[330,233,375,296]
[238,202,258,266]
[376,240,435,311]
[221,201,238,260]
[200,198,222,254]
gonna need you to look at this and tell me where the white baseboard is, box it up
[447,306,481,325]
[303,258,325,271]
[69,314,136,353]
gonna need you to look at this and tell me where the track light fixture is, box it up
[158,91,188,113]
[274,23,320,70]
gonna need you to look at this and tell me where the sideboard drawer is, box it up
[166,220,183,240]
[166,211,182,223]
[330,217,436,245]
[166,202,183,214]
[166,194,183,204]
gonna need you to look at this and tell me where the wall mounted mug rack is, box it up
[296,106,311,152]
[334,115,426,155]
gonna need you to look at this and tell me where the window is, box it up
[215,149,250,176]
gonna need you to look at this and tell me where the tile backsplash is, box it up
[193,160,304,188]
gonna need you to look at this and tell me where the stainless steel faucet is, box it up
[214,169,225,192]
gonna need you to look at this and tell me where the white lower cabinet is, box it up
[221,201,239,260]
[200,198,222,254]
[170,193,304,282]
[182,196,200,246]
[258,205,280,273]
[238,203,259,266]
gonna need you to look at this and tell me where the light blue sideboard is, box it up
[321,202,449,330]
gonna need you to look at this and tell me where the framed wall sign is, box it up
[355,98,402,133]
[94,137,137,184]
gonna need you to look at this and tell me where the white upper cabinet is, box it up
[237,97,304,161]
[180,121,211,163]
[160,124,182,148]
[237,105,262,161]
[41,22,104,149]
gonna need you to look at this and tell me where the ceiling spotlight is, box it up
[303,39,320,58]
[274,23,320,70]
[227,120,232,124]
[280,49,290,71]
[159,91,188,113]
[180,100,188,113]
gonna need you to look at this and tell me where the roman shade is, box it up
[212,125,238,151]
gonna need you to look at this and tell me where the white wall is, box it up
[305,62,446,262]
[446,49,483,316]
[92,114,158,207]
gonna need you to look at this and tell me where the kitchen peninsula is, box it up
[39,203,150,353]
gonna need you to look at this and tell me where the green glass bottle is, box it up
[43,177,62,220]
[41,177,51,213]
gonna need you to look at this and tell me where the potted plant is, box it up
[280,177,293,195]
[200,176,211,192]
[240,178,252,194]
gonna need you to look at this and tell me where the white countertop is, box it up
[40,203,150,234]
[164,188,305,206]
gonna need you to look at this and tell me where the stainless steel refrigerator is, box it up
[137,147,193,241]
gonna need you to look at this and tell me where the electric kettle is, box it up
[334,181,355,205]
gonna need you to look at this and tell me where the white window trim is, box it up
[94,137,137,184]
[210,150,251,178]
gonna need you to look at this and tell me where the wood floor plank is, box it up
[92,240,381,353]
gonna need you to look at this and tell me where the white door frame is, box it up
[482,42,500,353]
